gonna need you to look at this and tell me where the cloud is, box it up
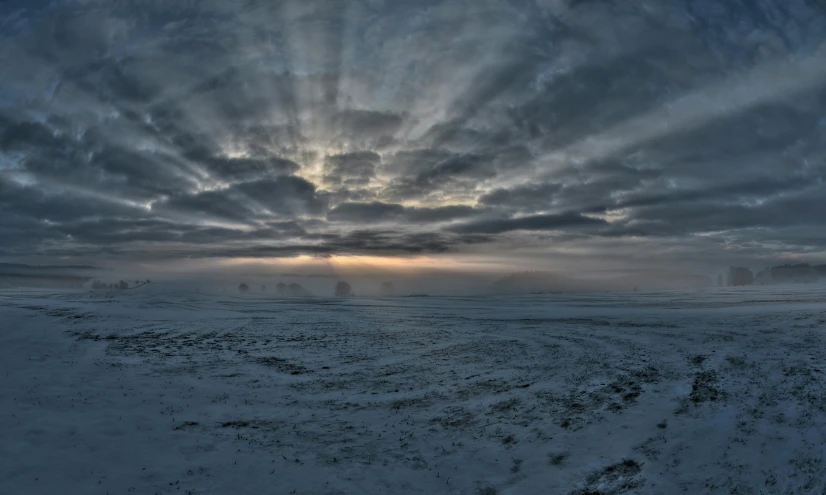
[1,0,826,268]
[381,149,509,201]
[449,212,606,234]
[198,156,301,184]
[327,201,481,224]
[599,184,826,238]
[404,205,479,223]
[156,176,328,223]
[0,176,139,223]
[478,182,562,211]
[335,110,406,146]
[327,201,404,223]
[323,151,380,186]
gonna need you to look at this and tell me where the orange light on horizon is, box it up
[222,254,503,273]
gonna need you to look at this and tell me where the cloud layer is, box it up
[1,0,825,270]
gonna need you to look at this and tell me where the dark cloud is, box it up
[0,176,138,223]
[324,230,455,254]
[335,110,406,146]
[599,184,826,238]
[193,155,301,184]
[449,212,606,234]
[328,202,404,223]
[323,151,380,187]
[328,201,481,224]
[53,217,307,247]
[404,205,479,223]
[156,176,328,223]
[478,183,562,211]
[382,149,511,201]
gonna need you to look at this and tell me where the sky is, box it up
[1,0,826,278]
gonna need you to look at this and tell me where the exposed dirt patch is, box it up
[253,356,309,374]
[690,370,723,404]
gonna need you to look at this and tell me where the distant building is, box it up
[728,267,754,287]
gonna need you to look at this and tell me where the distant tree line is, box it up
[233,280,398,297]
[237,281,310,297]
[276,282,310,297]
[91,279,150,290]
[725,263,826,287]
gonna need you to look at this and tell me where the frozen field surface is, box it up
[3,287,826,494]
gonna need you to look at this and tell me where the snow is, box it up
[2,285,826,494]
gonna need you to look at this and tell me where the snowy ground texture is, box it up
[3,286,826,495]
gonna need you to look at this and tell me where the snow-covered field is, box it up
[2,286,826,495]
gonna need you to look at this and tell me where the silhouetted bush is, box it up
[335,281,353,297]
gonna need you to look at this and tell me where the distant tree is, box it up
[380,281,396,297]
[118,280,128,290]
[276,282,286,296]
[261,284,266,293]
[335,281,353,297]
[239,283,250,294]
